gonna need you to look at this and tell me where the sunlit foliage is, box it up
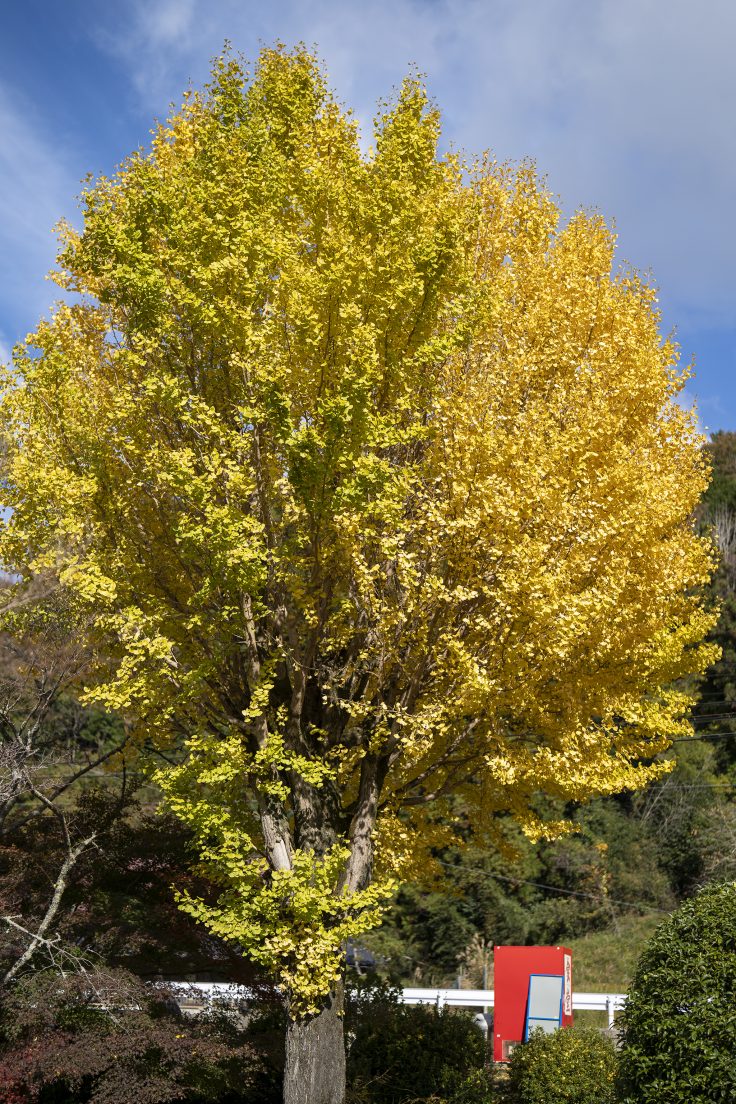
[0,46,716,1011]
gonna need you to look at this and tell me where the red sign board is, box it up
[493,945,573,1062]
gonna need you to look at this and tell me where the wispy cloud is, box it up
[94,0,201,99]
[0,84,79,334]
[0,333,12,367]
[141,0,198,46]
[676,387,710,438]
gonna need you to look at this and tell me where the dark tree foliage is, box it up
[0,601,273,1104]
[0,740,263,986]
[618,882,736,1104]
[704,431,736,512]
[695,430,736,770]
[0,784,133,981]
[0,969,262,1104]
[0,605,139,988]
[344,977,489,1104]
[40,803,261,982]
[0,592,265,986]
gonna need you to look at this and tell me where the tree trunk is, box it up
[283,982,346,1104]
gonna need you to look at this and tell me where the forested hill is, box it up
[362,432,736,991]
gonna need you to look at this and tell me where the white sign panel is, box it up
[563,954,572,1016]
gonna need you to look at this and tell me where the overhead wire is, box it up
[673,730,736,741]
[648,783,735,790]
[432,858,672,915]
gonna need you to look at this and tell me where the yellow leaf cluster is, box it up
[0,45,718,1008]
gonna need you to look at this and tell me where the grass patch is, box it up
[569,913,664,992]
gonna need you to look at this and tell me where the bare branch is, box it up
[2,831,97,985]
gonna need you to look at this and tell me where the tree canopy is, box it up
[0,46,716,1024]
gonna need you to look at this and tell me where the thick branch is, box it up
[342,754,388,893]
[257,793,293,872]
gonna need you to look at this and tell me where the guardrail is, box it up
[402,988,626,1028]
[169,982,627,1030]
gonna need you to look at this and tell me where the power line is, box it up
[689,695,736,703]
[652,784,735,790]
[674,730,736,742]
[433,858,672,915]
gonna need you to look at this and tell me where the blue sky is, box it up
[1,0,735,429]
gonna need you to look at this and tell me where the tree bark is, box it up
[284,982,346,1104]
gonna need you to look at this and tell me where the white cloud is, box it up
[675,387,709,437]
[0,333,11,367]
[141,0,197,46]
[94,0,201,99]
[0,85,80,334]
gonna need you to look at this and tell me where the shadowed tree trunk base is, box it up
[284,984,346,1104]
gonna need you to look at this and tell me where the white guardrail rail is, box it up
[402,988,626,1029]
[170,983,626,1030]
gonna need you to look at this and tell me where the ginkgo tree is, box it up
[0,46,717,1104]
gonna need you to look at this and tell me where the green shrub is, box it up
[618,880,736,1103]
[504,1025,618,1104]
[346,977,490,1103]
[442,1067,497,1103]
